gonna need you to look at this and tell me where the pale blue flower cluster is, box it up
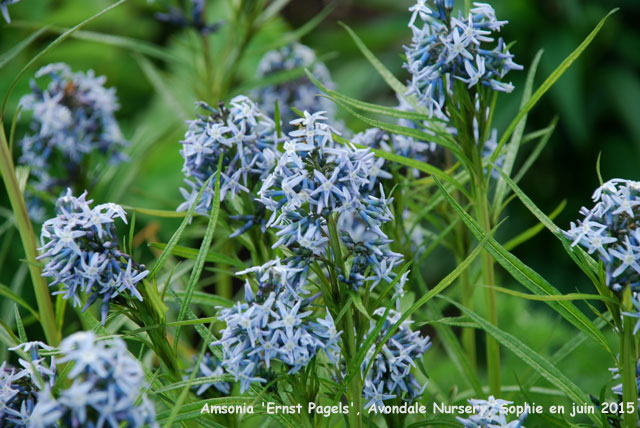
[361,308,431,409]
[0,333,157,427]
[257,111,406,294]
[0,0,20,23]
[153,0,222,34]
[18,63,127,222]
[565,179,640,293]
[1,342,57,427]
[186,353,230,396]
[213,285,340,393]
[253,43,337,131]
[457,396,527,427]
[405,0,522,116]
[38,189,148,323]
[178,96,281,217]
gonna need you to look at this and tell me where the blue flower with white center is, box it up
[565,179,640,293]
[253,43,338,132]
[404,0,522,116]
[0,0,20,23]
[18,63,128,222]
[213,290,341,393]
[360,308,431,408]
[178,96,282,224]
[457,395,527,427]
[185,353,230,396]
[38,189,148,324]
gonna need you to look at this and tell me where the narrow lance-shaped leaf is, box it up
[434,177,614,356]
[443,296,603,428]
[490,9,618,164]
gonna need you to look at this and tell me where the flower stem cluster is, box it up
[38,189,148,323]
[405,1,522,116]
[253,43,338,132]
[565,179,640,293]
[18,63,128,221]
[178,96,282,219]
[362,309,431,409]
[213,285,340,393]
[1,333,157,427]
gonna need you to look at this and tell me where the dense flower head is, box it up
[1,342,57,426]
[178,95,281,216]
[257,111,375,244]
[457,396,527,427]
[1,0,20,23]
[253,43,337,131]
[213,288,341,393]
[1,333,157,427]
[153,0,222,34]
[38,189,148,323]
[565,179,640,293]
[404,0,523,116]
[186,353,230,396]
[19,63,127,221]
[361,308,430,409]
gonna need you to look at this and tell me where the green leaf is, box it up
[0,26,49,70]
[513,117,558,184]
[9,22,177,62]
[491,9,618,164]
[0,282,39,321]
[305,69,442,123]
[444,296,603,427]
[485,285,618,304]
[175,157,223,342]
[14,304,27,343]
[492,49,543,214]
[148,243,245,269]
[434,177,613,356]
[121,206,187,218]
[147,173,215,279]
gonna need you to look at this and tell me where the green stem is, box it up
[474,181,501,396]
[621,292,638,428]
[0,126,59,345]
[459,256,477,373]
[343,312,362,428]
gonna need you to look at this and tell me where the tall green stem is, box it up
[343,312,362,428]
[475,190,500,395]
[0,126,59,345]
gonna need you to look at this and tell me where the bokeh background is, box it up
[1,0,639,422]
